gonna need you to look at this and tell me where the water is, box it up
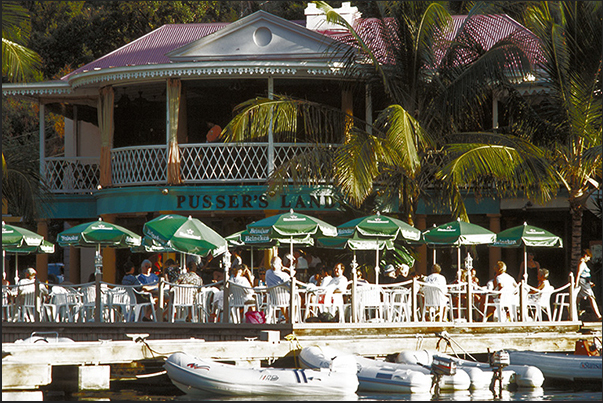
[46,380,602,401]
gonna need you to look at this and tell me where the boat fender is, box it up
[508,365,544,388]
[396,350,432,366]
[330,355,359,374]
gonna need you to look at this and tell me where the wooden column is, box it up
[69,246,81,284]
[36,220,49,282]
[100,214,117,284]
[488,214,502,279]
[415,214,428,276]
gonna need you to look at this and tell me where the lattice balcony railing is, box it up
[112,145,168,186]
[44,143,339,193]
[180,143,268,183]
[45,157,100,193]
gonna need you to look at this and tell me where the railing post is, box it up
[158,278,165,322]
[467,277,472,323]
[34,280,41,322]
[411,277,418,322]
[518,280,526,322]
[569,272,577,321]
[95,273,102,323]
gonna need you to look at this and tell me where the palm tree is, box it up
[2,1,45,224]
[441,1,602,271]
[224,1,555,225]
[2,1,42,82]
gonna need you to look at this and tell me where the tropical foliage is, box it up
[224,1,557,226]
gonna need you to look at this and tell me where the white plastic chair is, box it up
[228,282,257,324]
[356,284,385,322]
[3,285,17,322]
[106,286,133,322]
[15,283,38,322]
[265,283,299,323]
[420,283,452,322]
[126,286,157,322]
[79,283,111,322]
[552,282,580,321]
[526,285,554,321]
[169,283,198,322]
[387,286,412,322]
[482,286,519,322]
[194,286,215,323]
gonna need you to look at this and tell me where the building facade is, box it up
[3,3,583,286]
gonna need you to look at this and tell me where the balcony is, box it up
[44,143,337,193]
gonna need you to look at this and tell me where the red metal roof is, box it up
[63,15,542,81]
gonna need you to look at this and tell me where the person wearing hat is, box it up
[381,264,398,284]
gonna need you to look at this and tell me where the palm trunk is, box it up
[569,201,583,275]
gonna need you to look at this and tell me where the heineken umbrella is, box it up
[2,221,45,249]
[143,214,228,257]
[422,218,496,283]
[5,239,55,283]
[491,222,563,284]
[334,212,422,285]
[246,209,337,262]
[337,212,422,242]
[226,228,313,271]
[3,222,46,283]
[58,217,142,274]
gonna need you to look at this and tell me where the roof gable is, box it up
[166,10,351,62]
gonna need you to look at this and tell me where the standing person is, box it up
[293,249,309,282]
[518,252,541,288]
[575,249,602,320]
[205,121,223,142]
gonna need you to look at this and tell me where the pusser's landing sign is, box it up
[175,192,338,211]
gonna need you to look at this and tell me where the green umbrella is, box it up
[246,209,337,260]
[58,217,142,275]
[2,221,45,248]
[422,218,496,282]
[58,218,141,249]
[491,222,563,283]
[333,212,422,285]
[143,214,228,257]
[337,212,422,242]
[5,239,55,283]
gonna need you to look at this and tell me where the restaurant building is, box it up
[2,3,582,285]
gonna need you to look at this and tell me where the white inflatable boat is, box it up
[507,350,601,383]
[299,345,433,393]
[397,350,544,389]
[164,351,358,397]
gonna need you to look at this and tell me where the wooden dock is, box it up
[2,320,601,399]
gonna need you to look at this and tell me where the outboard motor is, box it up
[430,356,456,395]
[489,350,510,398]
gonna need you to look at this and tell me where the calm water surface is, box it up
[49,381,602,401]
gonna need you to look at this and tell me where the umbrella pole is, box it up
[523,246,528,284]
[15,253,19,284]
[351,251,357,323]
[375,248,379,285]
[457,247,461,320]
[289,237,296,324]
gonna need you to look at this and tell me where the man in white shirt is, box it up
[324,263,348,293]
[425,263,447,292]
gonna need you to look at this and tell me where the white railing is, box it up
[44,143,337,192]
[45,156,100,193]
[112,145,168,186]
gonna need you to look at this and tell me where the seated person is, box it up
[381,264,398,284]
[265,256,291,287]
[324,263,348,293]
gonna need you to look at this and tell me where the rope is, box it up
[285,333,303,368]
[132,336,179,360]
[435,331,478,362]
